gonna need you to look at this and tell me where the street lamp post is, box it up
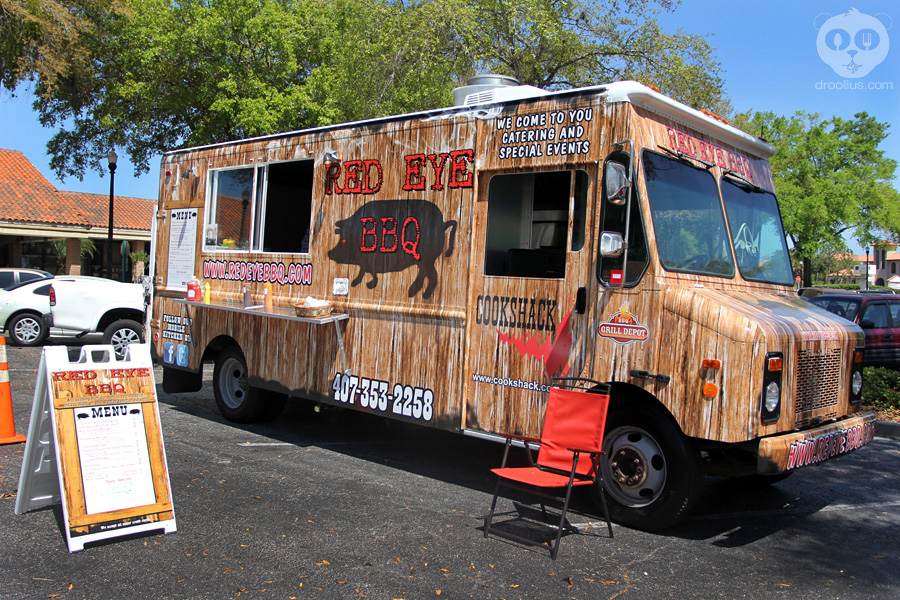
[106,150,118,279]
[866,245,870,291]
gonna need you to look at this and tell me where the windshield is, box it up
[643,150,734,277]
[809,296,861,321]
[721,178,794,284]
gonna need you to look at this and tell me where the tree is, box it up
[808,246,854,284]
[733,110,900,287]
[461,0,727,112]
[37,0,338,178]
[3,0,726,182]
[0,0,110,93]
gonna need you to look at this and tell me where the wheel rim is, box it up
[110,328,141,357]
[218,356,248,410]
[13,317,41,343]
[602,425,667,507]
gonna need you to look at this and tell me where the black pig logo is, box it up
[328,200,457,299]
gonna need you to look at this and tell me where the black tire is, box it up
[102,319,143,359]
[212,346,286,423]
[8,313,47,346]
[593,407,702,531]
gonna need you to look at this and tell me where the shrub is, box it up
[863,367,900,409]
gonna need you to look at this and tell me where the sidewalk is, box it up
[876,420,900,440]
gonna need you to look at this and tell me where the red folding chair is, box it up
[484,378,613,559]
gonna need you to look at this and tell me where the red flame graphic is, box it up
[497,306,575,378]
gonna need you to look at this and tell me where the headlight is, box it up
[765,382,781,412]
[761,351,783,423]
[851,370,863,396]
[850,346,864,404]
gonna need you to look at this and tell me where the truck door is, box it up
[465,166,597,436]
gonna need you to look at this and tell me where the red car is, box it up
[809,294,900,369]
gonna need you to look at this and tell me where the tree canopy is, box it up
[733,110,900,286]
[1,0,726,180]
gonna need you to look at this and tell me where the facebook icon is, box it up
[163,342,176,364]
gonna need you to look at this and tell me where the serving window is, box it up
[204,159,313,253]
[483,170,587,278]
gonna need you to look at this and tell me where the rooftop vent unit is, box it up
[452,74,547,107]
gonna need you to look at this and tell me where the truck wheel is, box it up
[594,407,702,531]
[213,346,286,423]
[102,319,143,359]
[8,313,47,346]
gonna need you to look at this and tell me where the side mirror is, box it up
[599,232,625,258]
[605,162,630,206]
[859,320,875,329]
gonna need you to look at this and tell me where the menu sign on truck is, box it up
[16,345,176,552]
[167,207,198,291]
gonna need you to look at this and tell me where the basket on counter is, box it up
[293,300,332,318]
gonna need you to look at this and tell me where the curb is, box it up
[875,420,900,440]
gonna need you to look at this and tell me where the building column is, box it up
[65,238,82,275]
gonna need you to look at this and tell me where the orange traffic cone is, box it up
[0,336,26,445]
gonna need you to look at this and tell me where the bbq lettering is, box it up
[328,200,457,299]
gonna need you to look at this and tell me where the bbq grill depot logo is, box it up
[815,9,891,78]
[598,304,649,345]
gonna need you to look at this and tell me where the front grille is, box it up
[795,347,842,428]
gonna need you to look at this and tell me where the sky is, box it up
[0,0,897,255]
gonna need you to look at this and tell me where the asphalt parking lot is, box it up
[2,341,900,600]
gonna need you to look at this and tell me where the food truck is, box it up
[150,77,875,530]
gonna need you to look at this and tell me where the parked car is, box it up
[0,268,52,290]
[0,278,53,345]
[799,286,895,300]
[0,275,146,357]
[808,294,900,369]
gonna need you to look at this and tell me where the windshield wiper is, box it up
[723,169,767,193]
[657,145,714,169]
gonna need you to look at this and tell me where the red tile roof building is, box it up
[0,148,156,277]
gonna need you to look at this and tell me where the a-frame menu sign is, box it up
[16,344,176,552]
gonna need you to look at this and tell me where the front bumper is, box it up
[757,413,876,475]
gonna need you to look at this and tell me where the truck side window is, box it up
[598,153,648,286]
[206,167,255,250]
[262,160,313,253]
[205,159,313,253]
[484,170,586,278]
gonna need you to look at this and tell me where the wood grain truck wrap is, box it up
[150,79,874,530]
